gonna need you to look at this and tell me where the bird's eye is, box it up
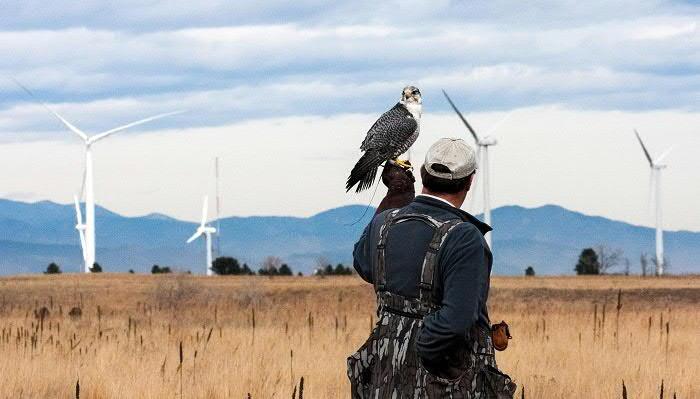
[412,90,419,94]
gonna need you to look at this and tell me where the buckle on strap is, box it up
[419,281,432,291]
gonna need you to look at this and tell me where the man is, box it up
[347,138,516,398]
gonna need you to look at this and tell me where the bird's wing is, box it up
[360,104,417,153]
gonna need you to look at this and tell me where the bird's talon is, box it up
[392,159,413,170]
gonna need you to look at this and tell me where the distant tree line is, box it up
[151,265,172,274]
[43,256,356,277]
[317,263,354,276]
[575,246,668,276]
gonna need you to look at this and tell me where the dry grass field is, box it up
[0,274,698,398]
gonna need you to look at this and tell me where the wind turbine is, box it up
[186,196,217,276]
[634,129,673,276]
[13,79,183,273]
[442,90,510,249]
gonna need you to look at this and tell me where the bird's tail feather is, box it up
[346,150,384,193]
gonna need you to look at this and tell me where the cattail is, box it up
[601,302,607,340]
[298,376,304,399]
[178,341,183,399]
[659,379,664,399]
[622,380,627,399]
[615,290,622,346]
[292,385,297,399]
[290,349,294,387]
[521,385,525,399]
[593,304,598,340]
[75,379,80,399]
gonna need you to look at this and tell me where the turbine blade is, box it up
[201,196,209,226]
[186,230,203,244]
[441,89,480,143]
[11,78,88,141]
[89,110,185,144]
[79,166,86,201]
[73,195,87,261]
[73,195,83,225]
[634,129,653,167]
[78,230,87,262]
[654,146,673,165]
[648,169,655,217]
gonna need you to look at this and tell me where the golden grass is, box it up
[0,274,697,398]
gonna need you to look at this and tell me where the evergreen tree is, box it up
[45,262,61,274]
[211,257,241,275]
[575,248,600,275]
[525,266,535,276]
[279,264,293,276]
[90,263,103,273]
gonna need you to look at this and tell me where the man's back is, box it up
[353,195,493,363]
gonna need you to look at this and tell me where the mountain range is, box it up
[0,198,698,275]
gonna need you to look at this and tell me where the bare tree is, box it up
[595,245,624,274]
[640,253,649,277]
[261,256,283,273]
[314,256,331,275]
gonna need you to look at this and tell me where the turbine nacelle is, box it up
[479,136,498,146]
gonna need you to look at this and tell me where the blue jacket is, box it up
[353,195,493,363]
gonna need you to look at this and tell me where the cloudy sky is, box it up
[0,1,698,231]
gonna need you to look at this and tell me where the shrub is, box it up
[45,262,61,274]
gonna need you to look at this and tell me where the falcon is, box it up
[346,86,422,193]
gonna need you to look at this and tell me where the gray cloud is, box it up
[0,2,698,139]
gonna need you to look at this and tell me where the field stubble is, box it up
[0,274,697,398]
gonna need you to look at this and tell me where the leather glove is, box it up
[375,161,415,215]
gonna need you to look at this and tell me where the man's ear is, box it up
[466,173,475,192]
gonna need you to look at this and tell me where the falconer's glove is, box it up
[375,161,415,215]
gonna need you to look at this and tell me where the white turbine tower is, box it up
[13,79,183,273]
[442,90,510,249]
[186,196,217,276]
[634,129,673,276]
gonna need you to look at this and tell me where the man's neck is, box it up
[419,189,464,208]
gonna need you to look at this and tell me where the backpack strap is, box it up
[375,209,401,291]
[375,210,463,308]
[418,219,462,306]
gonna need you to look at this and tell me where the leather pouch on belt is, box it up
[491,321,512,351]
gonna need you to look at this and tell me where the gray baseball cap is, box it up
[424,138,477,179]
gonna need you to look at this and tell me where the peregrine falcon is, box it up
[346,86,422,193]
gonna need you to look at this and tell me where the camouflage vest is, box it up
[347,210,516,399]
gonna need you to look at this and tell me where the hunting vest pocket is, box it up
[478,365,517,399]
[417,355,470,386]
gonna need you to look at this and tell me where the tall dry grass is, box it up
[0,274,697,398]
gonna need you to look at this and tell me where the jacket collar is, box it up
[413,195,492,235]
